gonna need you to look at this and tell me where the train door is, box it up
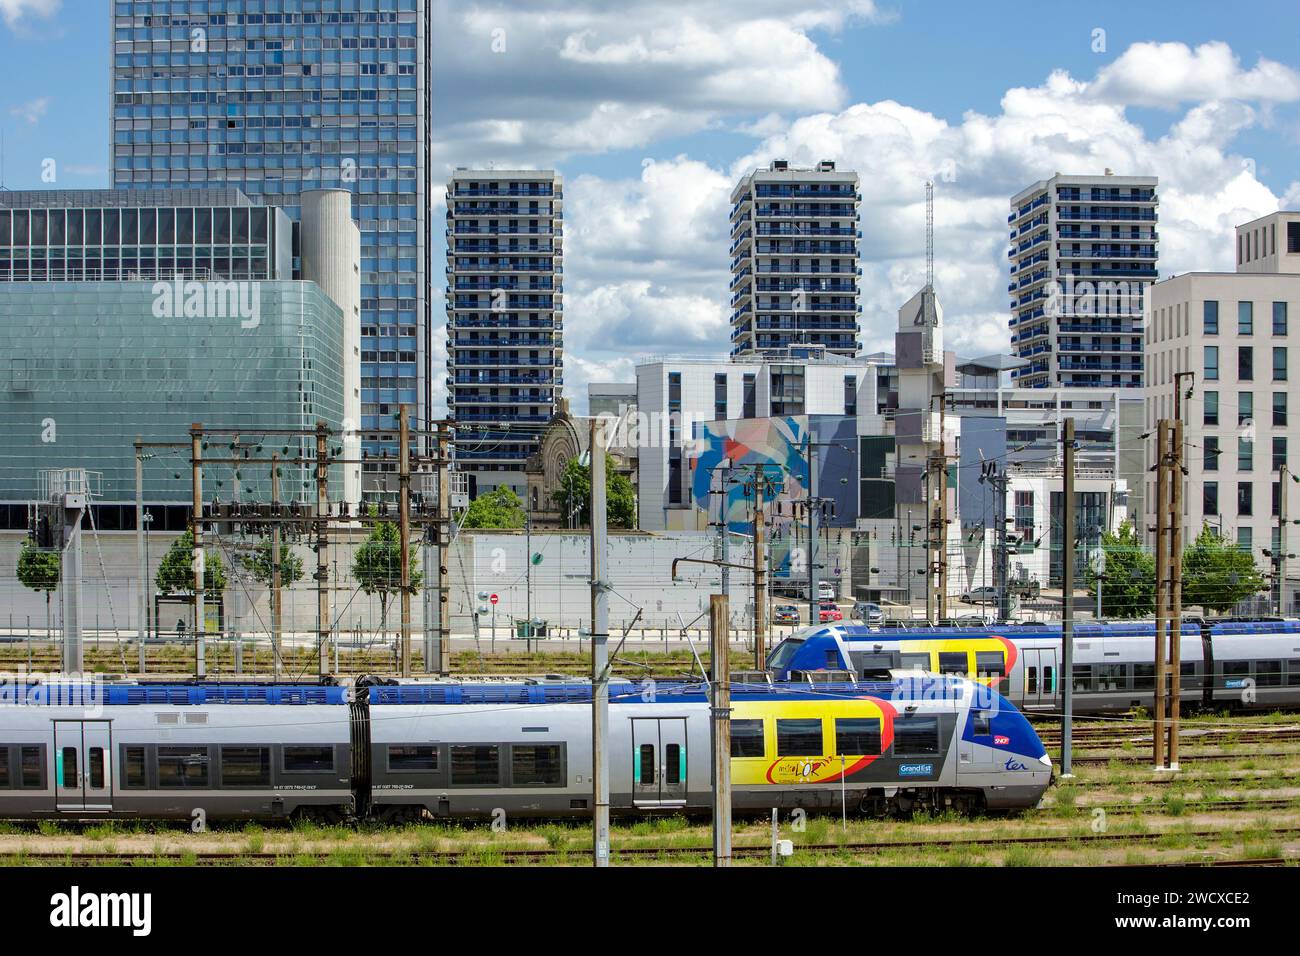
[53,721,113,813]
[1022,648,1059,710]
[958,708,998,774]
[630,718,687,808]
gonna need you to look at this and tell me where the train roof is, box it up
[784,619,1300,644]
[367,676,997,706]
[0,683,349,706]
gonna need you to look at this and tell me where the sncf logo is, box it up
[993,735,1010,746]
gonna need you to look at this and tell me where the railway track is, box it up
[7,823,1298,866]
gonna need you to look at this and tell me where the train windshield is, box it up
[767,638,804,673]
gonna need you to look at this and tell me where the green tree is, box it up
[155,529,228,595]
[16,538,60,637]
[351,518,423,639]
[461,486,525,529]
[1084,519,1154,618]
[552,453,635,528]
[241,537,304,588]
[1181,524,1267,614]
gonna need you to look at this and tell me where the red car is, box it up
[818,602,843,623]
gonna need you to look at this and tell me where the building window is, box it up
[769,366,805,417]
[714,374,728,420]
[843,375,857,416]
[1204,390,1218,426]
[1238,482,1253,517]
[1239,391,1253,426]
[1276,392,1289,427]
[1203,482,1219,516]
[1274,437,1288,473]
[1274,481,1283,518]
[1239,346,1253,381]
[1203,300,1219,335]
[1274,347,1288,381]
[1015,490,1034,538]
[1204,437,1219,472]
[742,373,756,418]
[1239,301,1253,335]
[1237,526,1252,552]
[1274,301,1288,336]
[1204,345,1218,381]
[1238,437,1253,472]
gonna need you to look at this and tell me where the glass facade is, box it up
[0,196,288,283]
[110,1,428,484]
[0,281,344,509]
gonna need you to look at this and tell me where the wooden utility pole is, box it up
[753,476,767,670]
[435,423,452,675]
[937,456,948,621]
[398,404,412,677]
[710,593,732,867]
[1169,418,1184,768]
[1061,418,1076,775]
[315,421,330,677]
[1278,462,1291,618]
[135,437,147,673]
[590,418,611,867]
[1153,420,1170,769]
[270,451,283,678]
[190,424,205,679]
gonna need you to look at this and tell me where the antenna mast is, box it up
[924,180,934,291]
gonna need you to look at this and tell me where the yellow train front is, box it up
[727,677,1052,815]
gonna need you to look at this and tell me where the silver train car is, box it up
[0,677,1052,823]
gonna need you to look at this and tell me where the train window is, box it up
[900,653,930,671]
[1098,664,1126,690]
[511,745,563,787]
[0,748,9,788]
[731,720,765,757]
[638,744,655,784]
[1181,662,1199,690]
[450,745,500,786]
[1222,661,1250,687]
[60,747,78,788]
[972,712,992,736]
[157,747,209,788]
[825,650,839,668]
[88,748,105,789]
[1133,663,1155,690]
[1043,666,1055,694]
[221,747,271,787]
[387,745,438,773]
[938,652,967,676]
[1026,666,1038,695]
[1257,660,1283,687]
[122,747,147,788]
[1072,665,1093,693]
[21,747,43,788]
[1287,663,1300,687]
[282,746,334,774]
[834,718,882,755]
[894,716,940,756]
[776,719,824,757]
[975,651,1006,677]
[664,745,682,785]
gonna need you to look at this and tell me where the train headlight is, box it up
[1038,753,1052,767]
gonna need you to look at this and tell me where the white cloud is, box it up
[0,0,57,29]
[9,95,49,124]
[1089,41,1300,110]
[560,42,1292,366]
[432,0,880,169]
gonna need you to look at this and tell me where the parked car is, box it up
[960,586,999,606]
[818,601,843,623]
[773,604,801,626]
[851,601,884,625]
[818,581,837,601]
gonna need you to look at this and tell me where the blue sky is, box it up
[3,0,1299,409]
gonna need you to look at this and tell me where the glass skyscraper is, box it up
[110,0,429,499]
